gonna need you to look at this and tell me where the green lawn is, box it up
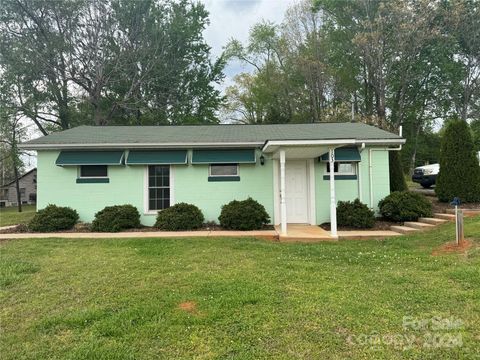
[0,204,36,227]
[1,218,479,359]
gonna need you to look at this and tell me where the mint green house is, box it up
[21,123,405,237]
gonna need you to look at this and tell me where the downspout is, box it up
[358,143,365,202]
[369,126,403,209]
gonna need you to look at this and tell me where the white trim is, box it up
[170,166,175,206]
[20,142,263,150]
[143,164,174,215]
[357,162,362,202]
[20,138,405,150]
[308,159,316,225]
[279,149,287,234]
[273,159,279,225]
[329,148,338,238]
[262,138,405,152]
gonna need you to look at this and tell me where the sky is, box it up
[201,0,297,88]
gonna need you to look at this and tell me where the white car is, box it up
[412,164,439,188]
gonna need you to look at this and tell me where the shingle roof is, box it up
[20,123,403,149]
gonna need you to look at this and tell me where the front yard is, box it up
[1,217,479,359]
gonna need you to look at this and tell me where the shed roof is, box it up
[20,123,404,149]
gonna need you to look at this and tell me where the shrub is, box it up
[379,191,432,222]
[91,204,141,232]
[28,204,79,232]
[435,119,480,202]
[219,197,270,230]
[154,203,204,231]
[389,151,408,192]
[336,199,375,229]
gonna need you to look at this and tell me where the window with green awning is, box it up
[126,150,187,165]
[191,149,256,164]
[56,151,125,166]
[319,147,361,162]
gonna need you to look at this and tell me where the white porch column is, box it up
[329,147,338,238]
[279,149,287,235]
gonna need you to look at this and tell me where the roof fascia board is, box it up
[262,138,405,152]
[19,142,264,150]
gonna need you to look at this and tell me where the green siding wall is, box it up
[315,148,390,224]
[37,150,273,226]
[175,153,274,223]
[37,150,147,223]
[37,147,389,227]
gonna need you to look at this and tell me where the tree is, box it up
[471,119,480,151]
[0,92,27,212]
[389,151,408,192]
[435,119,480,203]
[0,0,225,132]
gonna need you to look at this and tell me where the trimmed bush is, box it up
[154,203,204,231]
[389,151,408,192]
[337,199,375,229]
[29,204,79,232]
[435,119,480,202]
[379,191,432,222]
[219,197,270,230]
[91,204,141,232]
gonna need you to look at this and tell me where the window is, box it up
[326,162,356,175]
[20,188,26,197]
[79,165,108,178]
[148,165,170,211]
[209,164,238,177]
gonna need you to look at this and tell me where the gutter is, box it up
[18,142,265,150]
[262,138,405,152]
[19,137,406,151]
[368,126,403,209]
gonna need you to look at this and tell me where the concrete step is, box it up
[418,217,448,225]
[445,208,480,216]
[390,225,420,234]
[403,221,435,230]
[434,213,456,221]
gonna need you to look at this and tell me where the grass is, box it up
[0,204,36,227]
[1,218,479,359]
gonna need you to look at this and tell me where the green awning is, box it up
[320,147,361,162]
[56,151,125,166]
[126,150,187,165]
[192,149,256,164]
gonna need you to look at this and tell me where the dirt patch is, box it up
[432,239,474,256]
[178,301,197,313]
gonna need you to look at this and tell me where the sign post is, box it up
[450,197,463,246]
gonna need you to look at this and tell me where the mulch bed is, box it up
[0,223,275,234]
[320,218,398,231]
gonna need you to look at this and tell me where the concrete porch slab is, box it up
[275,224,334,242]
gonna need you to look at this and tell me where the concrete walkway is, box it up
[275,224,334,242]
[0,229,279,240]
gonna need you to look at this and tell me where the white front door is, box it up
[285,160,309,223]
